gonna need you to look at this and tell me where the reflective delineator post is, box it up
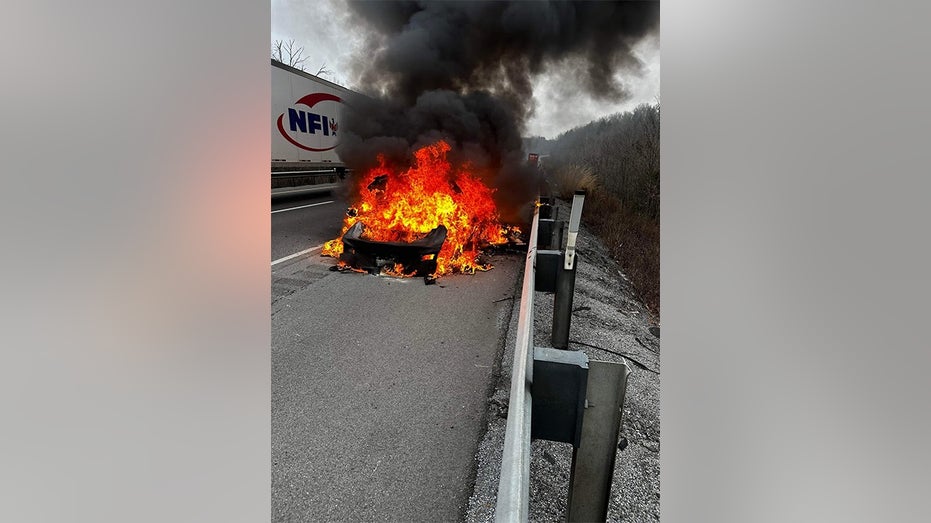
[552,190,586,349]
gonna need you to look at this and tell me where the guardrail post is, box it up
[555,220,565,251]
[539,195,554,220]
[552,190,585,349]
[567,360,631,522]
[538,218,555,250]
[530,347,588,447]
[535,250,561,293]
[538,196,556,250]
[552,252,578,349]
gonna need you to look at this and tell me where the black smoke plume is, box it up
[337,0,660,223]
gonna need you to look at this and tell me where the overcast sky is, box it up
[271,0,660,139]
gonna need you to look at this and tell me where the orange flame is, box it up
[322,140,512,275]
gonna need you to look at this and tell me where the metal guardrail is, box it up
[270,184,340,199]
[270,169,342,176]
[271,169,349,192]
[495,203,540,522]
[495,192,630,522]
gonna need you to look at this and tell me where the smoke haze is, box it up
[335,0,660,221]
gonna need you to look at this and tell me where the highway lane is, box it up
[271,192,523,521]
[271,192,347,264]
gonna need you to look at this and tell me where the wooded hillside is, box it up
[530,104,660,315]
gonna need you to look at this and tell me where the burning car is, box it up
[322,140,516,279]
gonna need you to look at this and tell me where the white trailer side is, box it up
[271,60,355,168]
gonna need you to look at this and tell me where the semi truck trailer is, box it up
[271,59,355,170]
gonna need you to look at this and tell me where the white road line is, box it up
[271,243,326,267]
[271,200,334,214]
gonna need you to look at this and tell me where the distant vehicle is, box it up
[271,60,356,167]
[527,152,548,169]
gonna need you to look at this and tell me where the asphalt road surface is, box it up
[272,192,347,264]
[271,186,521,521]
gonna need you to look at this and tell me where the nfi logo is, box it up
[276,92,342,152]
[287,109,336,136]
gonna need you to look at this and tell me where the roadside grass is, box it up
[548,166,659,317]
[549,164,600,199]
[582,190,659,315]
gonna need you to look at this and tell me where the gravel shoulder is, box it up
[466,201,660,522]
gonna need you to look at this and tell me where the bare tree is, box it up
[546,103,660,219]
[272,39,308,71]
[315,61,334,78]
